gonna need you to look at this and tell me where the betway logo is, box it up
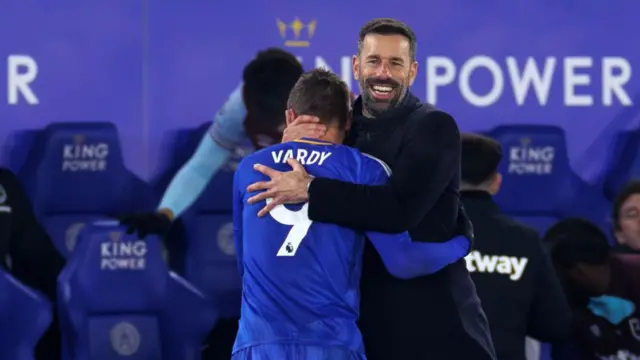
[465,250,529,281]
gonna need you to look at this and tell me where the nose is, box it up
[375,62,392,78]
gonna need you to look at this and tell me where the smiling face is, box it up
[353,33,417,117]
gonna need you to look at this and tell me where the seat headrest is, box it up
[490,125,572,213]
[23,123,134,213]
[67,221,168,311]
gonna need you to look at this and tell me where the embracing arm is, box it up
[368,231,470,278]
[308,111,460,233]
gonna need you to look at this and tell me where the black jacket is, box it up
[0,167,64,359]
[307,94,495,360]
[461,191,572,360]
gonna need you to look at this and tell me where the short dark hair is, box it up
[612,180,640,230]
[287,68,350,129]
[358,18,417,60]
[461,133,502,185]
[544,218,611,268]
[242,48,303,125]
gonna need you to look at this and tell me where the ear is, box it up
[285,109,297,126]
[345,113,353,131]
[489,173,503,195]
[408,60,418,86]
[352,55,360,81]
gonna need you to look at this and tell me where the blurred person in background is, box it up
[118,48,304,360]
[612,180,640,253]
[459,133,571,360]
[546,218,640,359]
[0,167,65,359]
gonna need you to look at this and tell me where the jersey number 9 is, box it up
[266,198,313,257]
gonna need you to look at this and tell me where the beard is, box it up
[359,74,408,118]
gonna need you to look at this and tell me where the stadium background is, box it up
[0,1,638,359]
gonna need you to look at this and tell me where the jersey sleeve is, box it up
[208,83,247,151]
[359,154,470,278]
[232,163,245,276]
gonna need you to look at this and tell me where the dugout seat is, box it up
[58,221,217,360]
[160,123,247,317]
[0,268,52,360]
[19,123,151,258]
[489,125,609,235]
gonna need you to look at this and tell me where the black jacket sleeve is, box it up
[308,110,460,233]
[1,168,65,301]
[527,240,572,342]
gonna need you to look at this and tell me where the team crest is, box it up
[110,322,141,356]
[217,222,235,256]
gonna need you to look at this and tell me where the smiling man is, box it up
[245,18,496,360]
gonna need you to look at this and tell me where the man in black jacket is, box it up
[459,133,571,360]
[0,167,65,359]
[245,18,496,360]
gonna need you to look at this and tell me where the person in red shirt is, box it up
[545,218,640,360]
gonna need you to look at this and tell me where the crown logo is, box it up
[520,137,531,146]
[276,17,317,48]
[109,231,122,243]
[73,134,85,144]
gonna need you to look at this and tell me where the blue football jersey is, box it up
[232,137,391,354]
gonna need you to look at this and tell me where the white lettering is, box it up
[506,57,556,106]
[564,57,593,106]
[426,56,456,105]
[508,146,555,175]
[272,149,331,166]
[100,240,147,270]
[61,143,109,172]
[423,56,633,107]
[459,56,504,107]
[7,55,39,105]
[602,57,633,106]
[465,250,529,281]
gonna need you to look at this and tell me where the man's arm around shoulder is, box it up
[309,109,460,233]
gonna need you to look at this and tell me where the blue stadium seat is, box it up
[489,125,572,233]
[487,125,610,236]
[0,269,52,360]
[58,221,217,360]
[19,123,151,258]
[159,123,247,317]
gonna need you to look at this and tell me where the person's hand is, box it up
[281,110,326,142]
[117,211,173,239]
[247,158,312,217]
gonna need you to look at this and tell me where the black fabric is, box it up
[0,167,65,360]
[461,190,572,360]
[309,94,495,359]
[118,211,173,239]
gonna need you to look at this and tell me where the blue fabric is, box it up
[158,134,231,217]
[232,138,470,355]
[587,295,636,325]
[207,83,247,151]
[0,269,52,360]
[368,233,470,279]
[59,221,217,359]
[232,344,366,360]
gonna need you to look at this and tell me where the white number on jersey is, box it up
[266,198,313,257]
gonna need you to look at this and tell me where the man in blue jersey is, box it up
[232,68,469,360]
[118,48,304,360]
